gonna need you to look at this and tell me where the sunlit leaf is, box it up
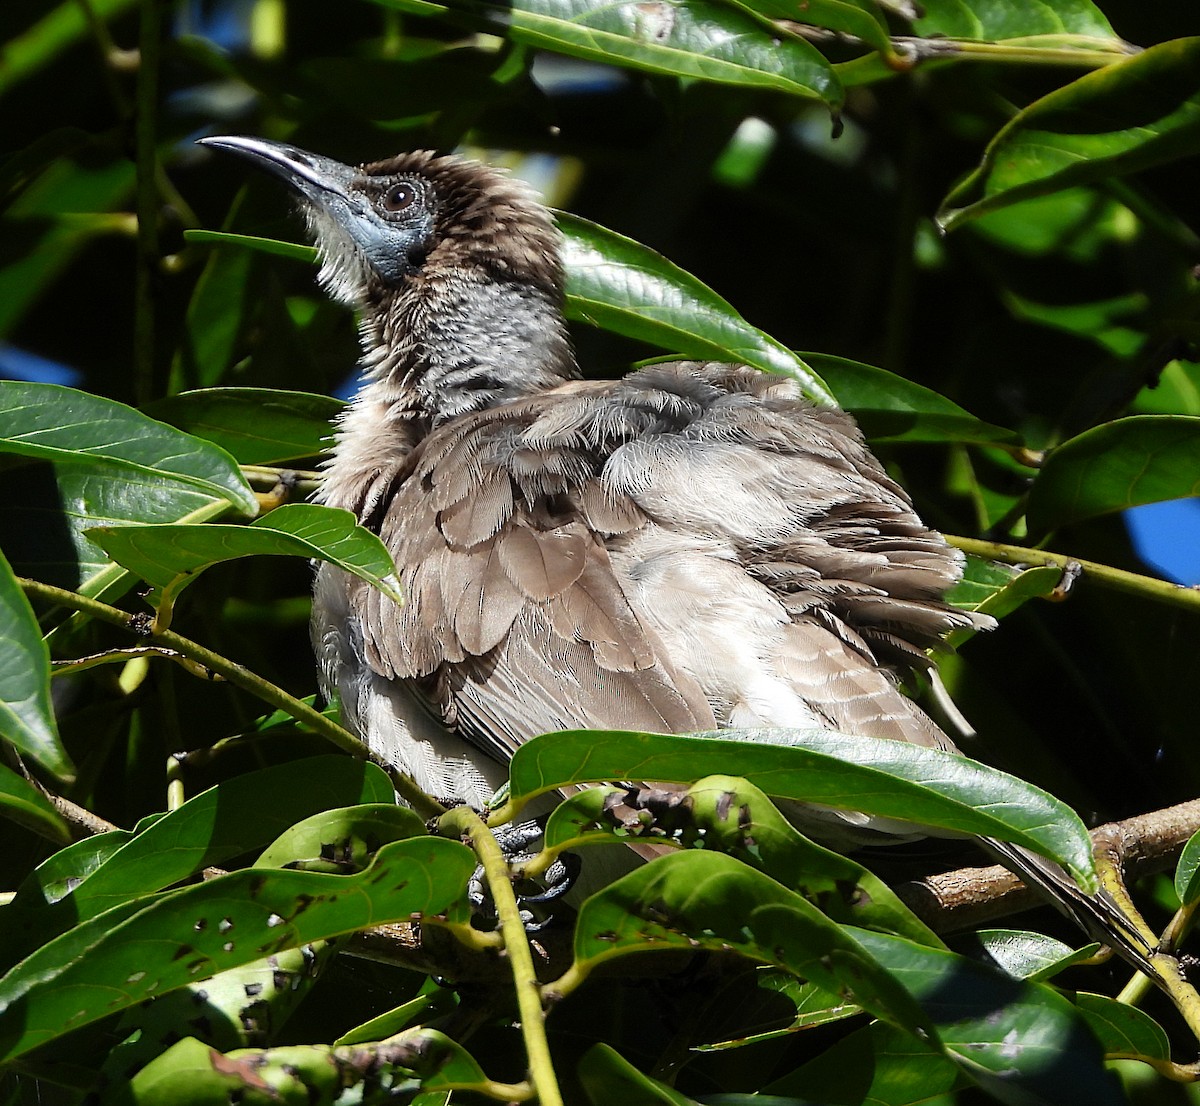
[854,930,1124,1105]
[914,0,1120,43]
[561,214,833,403]
[1174,829,1200,908]
[0,547,73,777]
[145,388,341,466]
[810,353,1021,445]
[88,503,402,608]
[0,837,475,1064]
[367,0,842,106]
[939,38,1200,230]
[501,729,1096,886]
[542,774,941,945]
[568,850,932,1036]
[1027,415,1200,536]
[121,1029,495,1106]
[1070,992,1170,1061]
[0,757,395,970]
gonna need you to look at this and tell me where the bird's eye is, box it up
[381,182,417,213]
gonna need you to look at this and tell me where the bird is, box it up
[198,135,1161,976]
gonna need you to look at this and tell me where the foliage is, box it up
[3,0,1200,1103]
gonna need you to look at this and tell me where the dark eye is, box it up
[381,182,417,213]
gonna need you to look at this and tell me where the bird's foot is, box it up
[468,819,580,932]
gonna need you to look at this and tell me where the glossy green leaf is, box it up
[369,0,842,106]
[560,214,834,404]
[945,558,1061,618]
[0,547,73,777]
[1070,991,1171,1061]
[809,352,1021,445]
[542,775,940,945]
[0,457,232,599]
[1174,829,1200,907]
[0,761,69,843]
[748,0,896,61]
[0,837,475,1064]
[183,228,317,266]
[766,1021,962,1105]
[954,929,1093,983]
[256,803,427,870]
[567,850,933,1037]
[501,729,1096,887]
[939,38,1200,230]
[0,382,258,516]
[0,757,394,970]
[853,930,1125,1106]
[87,503,403,607]
[1027,415,1200,536]
[120,1029,493,1106]
[698,972,860,1049]
[913,0,1120,43]
[579,1043,699,1105]
[145,388,342,465]
[99,942,340,1085]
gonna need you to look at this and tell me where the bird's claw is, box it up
[467,819,580,931]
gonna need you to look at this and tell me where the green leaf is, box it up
[560,213,834,404]
[0,547,73,777]
[939,39,1200,230]
[579,1043,700,1105]
[853,930,1125,1106]
[334,988,458,1047]
[767,1021,962,1105]
[0,761,69,844]
[256,803,427,870]
[501,729,1096,887]
[808,353,1021,445]
[913,0,1120,43]
[1069,991,1171,1061]
[1174,829,1200,908]
[0,757,394,970]
[954,929,1095,982]
[368,0,842,106]
[0,837,475,1064]
[566,850,933,1037]
[121,1029,494,1106]
[1026,415,1200,537]
[0,457,233,600]
[698,971,861,1049]
[945,558,1062,618]
[144,388,342,466]
[0,382,258,516]
[87,503,403,608]
[183,228,318,266]
[542,775,940,945]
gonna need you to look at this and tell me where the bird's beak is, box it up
[197,135,359,210]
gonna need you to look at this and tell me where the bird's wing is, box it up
[350,385,718,767]
[352,361,985,777]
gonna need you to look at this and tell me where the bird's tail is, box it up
[982,836,1165,985]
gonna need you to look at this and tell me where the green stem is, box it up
[444,808,564,1106]
[947,536,1200,614]
[133,0,162,405]
[20,576,444,819]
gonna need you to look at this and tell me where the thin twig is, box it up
[947,535,1200,614]
[443,808,564,1106]
[20,575,444,819]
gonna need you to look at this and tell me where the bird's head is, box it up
[198,135,565,310]
[199,136,577,412]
